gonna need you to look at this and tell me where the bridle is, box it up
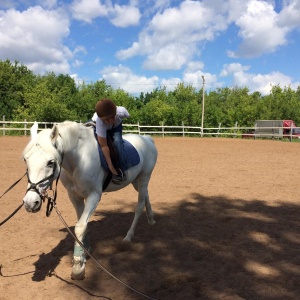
[0,140,64,226]
[26,162,57,200]
[25,155,63,217]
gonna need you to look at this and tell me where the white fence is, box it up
[1,118,299,141]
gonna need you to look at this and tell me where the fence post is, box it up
[182,121,185,137]
[234,121,238,138]
[24,119,27,136]
[217,123,221,138]
[2,115,5,136]
[162,121,164,138]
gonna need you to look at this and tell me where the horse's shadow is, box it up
[31,228,73,282]
[31,209,137,282]
[31,193,300,299]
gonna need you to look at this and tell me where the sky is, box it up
[0,0,300,96]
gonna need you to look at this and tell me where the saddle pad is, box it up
[97,138,140,172]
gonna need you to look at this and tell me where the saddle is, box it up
[83,121,140,172]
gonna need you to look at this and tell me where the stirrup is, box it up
[112,169,126,184]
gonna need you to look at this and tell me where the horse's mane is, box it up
[22,129,60,162]
[57,121,94,149]
[23,121,88,162]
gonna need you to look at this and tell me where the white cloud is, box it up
[71,0,108,23]
[220,63,250,76]
[185,61,205,72]
[37,0,58,9]
[203,0,248,23]
[70,73,85,85]
[116,41,142,60]
[0,0,16,9]
[0,6,72,74]
[71,0,140,27]
[110,4,141,27]
[220,63,294,95]
[116,0,228,70]
[73,46,87,57]
[278,0,300,27]
[94,57,101,64]
[160,77,182,91]
[183,66,222,91]
[100,65,159,94]
[178,61,211,90]
[149,0,171,11]
[143,43,195,70]
[99,63,223,95]
[230,0,289,57]
[72,59,83,68]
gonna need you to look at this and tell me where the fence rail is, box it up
[1,118,300,141]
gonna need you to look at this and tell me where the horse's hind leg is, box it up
[133,178,155,225]
[145,194,156,225]
[124,178,155,242]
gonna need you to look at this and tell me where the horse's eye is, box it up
[47,160,54,168]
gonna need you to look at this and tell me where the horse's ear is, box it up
[50,124,59,144]
[30,121,38,140]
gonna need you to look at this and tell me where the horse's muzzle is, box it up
[23,200,42,213]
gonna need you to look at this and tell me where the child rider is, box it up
[93,98,130,184]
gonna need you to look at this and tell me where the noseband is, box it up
[26,162,57,200]
[26,157,62,217]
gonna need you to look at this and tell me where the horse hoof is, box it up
[148,219,156,225]
[115,237,131,251]
[122,236,132,243]
[71,257,86,280]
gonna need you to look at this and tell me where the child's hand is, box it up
[108,164,118,175]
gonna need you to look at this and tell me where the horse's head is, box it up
[23,122,63,213]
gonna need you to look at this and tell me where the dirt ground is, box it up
[0,136,300,300]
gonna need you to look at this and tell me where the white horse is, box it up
[22,121,157,280]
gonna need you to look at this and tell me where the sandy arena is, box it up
[0,136,299,300]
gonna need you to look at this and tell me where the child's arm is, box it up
[97,136,118,175]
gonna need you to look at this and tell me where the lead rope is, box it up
[0,172,26,199]
[0,203,23,227]
[54,204,158,300]
[0,172,27,227]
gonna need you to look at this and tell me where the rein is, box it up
[0,172,27,199]
[0,173,26,226]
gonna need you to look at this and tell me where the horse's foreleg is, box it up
[70,191,100,280]
[68,191,89,258]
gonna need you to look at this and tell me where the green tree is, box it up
[0,60,35,119]
[75,80,115,121]
[140,98,174,126]
[15,78,75,122]
[168,83,199,126]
